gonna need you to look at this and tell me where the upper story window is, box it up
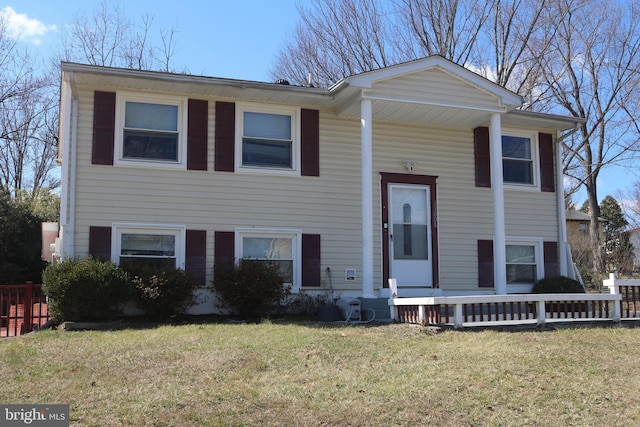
[236,103,299,175]
[115,93,188,169]
[502,132,536,186]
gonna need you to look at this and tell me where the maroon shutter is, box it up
[474,127,491,188]
[92,91,116,165]
[214,231,235,279]
[215,101,235,172]
[185,230,207,285]
[188,99,208,171]
[478,239,494,288]
[302,234,321,287]
[301,109,320,176]
[539,133,555,192]
[543,241,559,278]
[89,226,112,261]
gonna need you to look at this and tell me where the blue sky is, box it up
[6,0,305,82]
[4,1,638,211]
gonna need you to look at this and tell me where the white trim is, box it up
[113,92,188,170]
[235,227,302,291]
[111,223,186,269]
[501,128,540,191]
[361,93,507,113]
[505,237,544,292]
[234,102,301,176]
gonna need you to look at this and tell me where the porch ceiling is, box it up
[335,95,501,128]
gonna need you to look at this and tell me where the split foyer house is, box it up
[57,56,582,314]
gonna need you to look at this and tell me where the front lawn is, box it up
[1,321,639,426]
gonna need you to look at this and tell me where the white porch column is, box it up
[361,98,375,298]
[490,113,507,294]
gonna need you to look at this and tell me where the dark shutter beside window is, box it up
[478,239,494,288]
[214,102,235,172]
[539,133,555,192]
[186,230,207,285]
[301,109,319,177]
[214,231,235,279]
[188,99,208,171]
[92,91,116,165]
[474,127,491,188]
[302,234,321,287]
[89,226,112,261]
[543,241,559,278]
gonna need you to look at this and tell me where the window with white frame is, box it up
[115,93,187,168]
[236,104,299,174]
[505,240,542,284]
[502,131,537,186]
[236,228,301,285]
[112,224,185,270]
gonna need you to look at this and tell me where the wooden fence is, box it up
[388,274,640,329]
[1,283,50,337]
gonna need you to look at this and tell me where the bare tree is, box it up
[0,11,58,195]
[398,0,492,66]
[272,0,397,87]
[539,0,640,274]
[60,0,178,71]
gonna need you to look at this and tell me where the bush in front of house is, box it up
[42,257,131,322]
[213,259,291,319]
[126,263,199,317]
[531,276,585,293]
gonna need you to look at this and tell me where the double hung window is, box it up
[505,240,542,284]
[236,104,299,174]
[502,133,535,185]
[113,224,185,270]
[116,93,187,168]
[236,228,301,286]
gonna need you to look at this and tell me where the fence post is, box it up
[605,273,621,323]
[536,300,546,327]
[388,278,398,321]
[453,304,463,329]
[24,282,33,334]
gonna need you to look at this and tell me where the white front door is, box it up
[389,184,432,289]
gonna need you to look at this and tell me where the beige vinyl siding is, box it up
[72,87,364,291]
[369,68,500,110]
[372,123,494,293]
[71,83,560,295]
[505,191,559,240]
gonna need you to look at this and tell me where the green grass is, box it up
[2,322,640,426]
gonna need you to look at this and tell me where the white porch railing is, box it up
[388,274,640,329]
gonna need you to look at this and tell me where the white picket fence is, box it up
[388,274,640,328]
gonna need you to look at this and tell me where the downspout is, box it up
[555,124,580,277]
[60,71,78,260]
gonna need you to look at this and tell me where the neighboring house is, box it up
[628,229,640,271]
[566,210,605,236]
[57,56,582,314]
[565,209,606,280]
